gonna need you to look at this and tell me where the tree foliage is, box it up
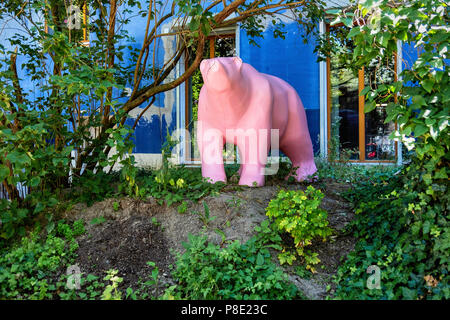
[0,0,324,239]
[328,0,448,182]
[325,0,449,300]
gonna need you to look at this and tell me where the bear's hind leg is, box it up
[284,152,317,182]
[280,133,317,182]
[280,92,317,182]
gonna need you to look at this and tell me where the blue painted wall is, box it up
[116,20,176,154]
[239,22,321,153]
[2,5,422,161]
[128,18,322,155]
[125,100,177,154]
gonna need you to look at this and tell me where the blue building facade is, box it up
[126,15,325,166]
[0,2,416,167]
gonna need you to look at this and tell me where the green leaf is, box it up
[342,18,354,28]
[364,100,377,113]
[90,217,106,225]
[360,86,371,96]
[347,27,361,39]
[380,32,390,47]
[34,202,45,214]
[256,253,264,265]
[421,79,434,93]
[29,176,41,188]
[6,151,30,166]
[398,30,407,41]
[0,166,9,181]
[412,95,427,107]
[200,21,211,37]
[401,287,417,300]
[422,173,432,185]
[434,168,448,179]
[414,124,428,137]
[326,9,341,15]
[189,18,200,32]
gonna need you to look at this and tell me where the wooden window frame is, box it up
[326,23,398,163]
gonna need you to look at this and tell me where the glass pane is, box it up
[186,45,209,127]
[214,37,236,57]
[364,57,396,160]
[329,50,360,160]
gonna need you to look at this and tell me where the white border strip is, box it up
[319,20,328,159]
[396,40,403,166]
[235,22,241,57]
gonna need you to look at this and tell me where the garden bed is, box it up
[62,179,356,299]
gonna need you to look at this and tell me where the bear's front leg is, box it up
[239,164,265,187]
[197,122,226,183]
[236,128,270,187]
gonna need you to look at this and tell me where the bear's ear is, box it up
[232,56,242,70]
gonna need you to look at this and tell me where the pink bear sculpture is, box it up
[197,57,317,186]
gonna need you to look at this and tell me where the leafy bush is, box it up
[314,156,400,184]
[168,234,300,300]
[0,1,139,239]
[334,172,449,300]
[137,134,229,206]
[328,0,448,183]
[325,1,449,300]
[101,269,123,300]
[140,166,226,206]
[70,170,120,206]
[266,186,333,271]
[56,219,86,242]
[0,220,85,299]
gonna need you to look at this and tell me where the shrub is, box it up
[137,134,229,206]
[168,234,300,300]
[334,173,449,300]
[265,186,333,270]
[101,269,123,300]
[0,220,85,299]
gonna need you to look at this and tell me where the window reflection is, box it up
[364,57,396,160]
[330,49,360,160]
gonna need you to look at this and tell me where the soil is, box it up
[62,179,356,299]
[76,215,174,292]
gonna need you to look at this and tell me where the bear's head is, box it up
[199,57,243,92]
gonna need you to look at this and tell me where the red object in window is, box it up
[366,141,377,159]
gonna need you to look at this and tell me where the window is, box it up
[44,1,89,46]
[183,32,236,162]
[326,24,398,162]
[80,2,89,46]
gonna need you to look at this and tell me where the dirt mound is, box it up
[75,215,174,292]
[63,181,356,299]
